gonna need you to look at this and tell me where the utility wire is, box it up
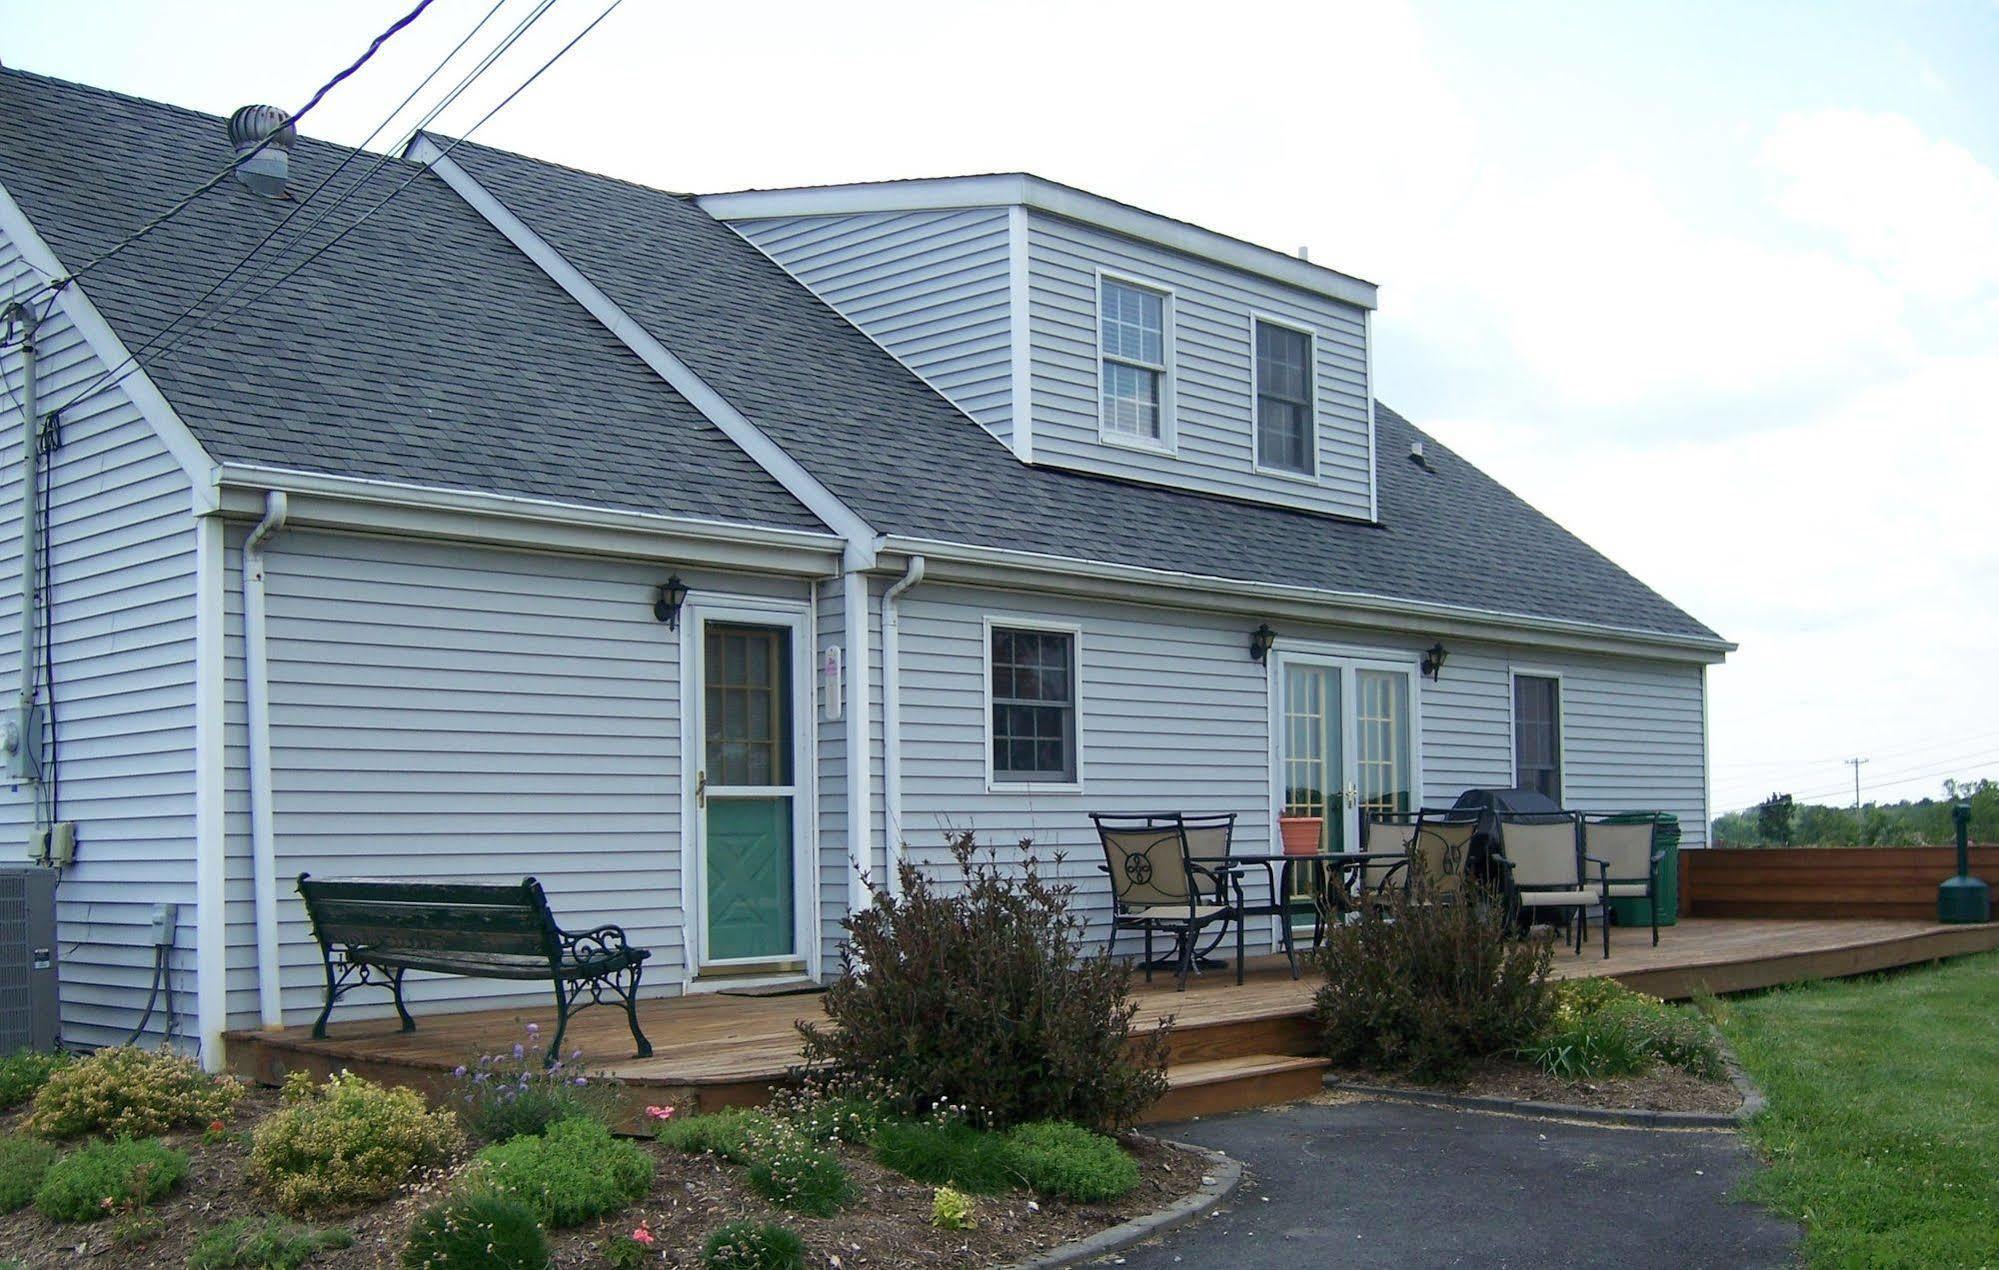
[38,0,439,294]
[1719,748,1999,811]
[55,0,621,419]
[51,0,570,417]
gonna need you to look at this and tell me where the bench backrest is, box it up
[297,874,562,964]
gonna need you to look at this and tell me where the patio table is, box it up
[1233,850,1410,975]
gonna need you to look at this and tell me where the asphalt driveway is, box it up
[1114,1099,1797,1269]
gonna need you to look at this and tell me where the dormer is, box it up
[700,174,1380,521]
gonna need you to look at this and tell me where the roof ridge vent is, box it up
[227,105,295,198]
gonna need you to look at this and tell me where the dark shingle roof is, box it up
[444,140,1720,643]
[0,69,824,532]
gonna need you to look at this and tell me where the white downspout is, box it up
[842,546,874,916]
[244,491,289,1029]
[880,556,924,899]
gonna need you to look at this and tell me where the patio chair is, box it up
[1492,811,1603,957]
[1356,812,1422,911]
[1582,813,1667,947]
[1406,807,1480,903]
[1091,812,1248,990]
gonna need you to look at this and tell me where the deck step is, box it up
[1142,1053,1330,1123]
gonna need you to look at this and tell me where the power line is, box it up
[39,0,440,294]
[83,0,623,398]
[1718,748,1999,812]
[50,0,568,417]
[48,0,515,411]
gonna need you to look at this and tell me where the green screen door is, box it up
[700,621,796,965]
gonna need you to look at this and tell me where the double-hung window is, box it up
[1513,673,1563,801]
[1254,318,1315,475]
[1099,278,1169,444]
[989,625,1078,785]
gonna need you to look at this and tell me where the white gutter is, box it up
[243,492,289,1029]
[879,555,925,898]
[842,547,874,913]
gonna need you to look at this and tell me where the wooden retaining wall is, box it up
[1681,846,1999,920]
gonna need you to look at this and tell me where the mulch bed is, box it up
[1325,1059,1743,1116]
[0,1090,1209,1268]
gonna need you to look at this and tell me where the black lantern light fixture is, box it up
[1249,623,1277,663]
[654,575,689,628]
[1420,641,1449,680]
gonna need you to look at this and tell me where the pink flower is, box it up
[631,1223,656,1247]
[645,1104,676,1121]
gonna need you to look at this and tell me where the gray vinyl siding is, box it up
[219,528,813,1028]
[891,584,1707,942]
[729,210,1016,445]
[1025,212,1374,519]
[0,223,201,1048]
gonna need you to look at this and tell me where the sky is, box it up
[3,0,1996,817]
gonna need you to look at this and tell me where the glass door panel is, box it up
[1353,668,1413,823]
[700,621,797,967]
[1282,663,1342,912]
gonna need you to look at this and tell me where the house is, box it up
[0,68,1730,1067]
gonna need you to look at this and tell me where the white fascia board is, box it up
[213,463,846,576]
[881,534,1736,664]
[0,176,220,512]
[410,138,879,566]
[700,175,1379,312]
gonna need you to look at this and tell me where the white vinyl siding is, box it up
[1028,213,1374,518]
[726,209,1016,445]
[0,223,200,1048]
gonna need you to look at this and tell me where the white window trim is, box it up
[1093,268,1177,455]
[1507,666,1566,805]
[982,614,1086,794]
[1248,310,1321,483]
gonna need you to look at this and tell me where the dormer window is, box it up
[1098,275,1172,448]
[1254,317,1316,476]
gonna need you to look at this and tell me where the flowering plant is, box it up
[446,1022,614,1143]
[600,1218,659,1266]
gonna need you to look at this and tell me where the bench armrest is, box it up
[559,922,642,962]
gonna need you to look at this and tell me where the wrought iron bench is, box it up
[296,873,651,1063]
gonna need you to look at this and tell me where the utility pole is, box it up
[1845,757,1869,811]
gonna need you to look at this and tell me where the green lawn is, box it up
[1719,950,1999,1269]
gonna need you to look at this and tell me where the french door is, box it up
[1273,652,1419,913]
[688,606,811,977]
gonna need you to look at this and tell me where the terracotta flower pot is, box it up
[1279,815,1324,857]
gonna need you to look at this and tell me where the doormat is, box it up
[716,980,827,998]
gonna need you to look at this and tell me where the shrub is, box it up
[0,1137,58,1212]
[1001,1121,1139,1203]
[931,1185,976,1230]
[656,1106,769,1161]
[402,1192,549,1270]
[446,1024,611,1143]
[739,1116,854,1217]
[23,1046,242,1138]
[470,1115,652,1228]
[1312,872,1555,1082]
[34,1137,187,1222]
[872,1118,1014,1194]
[250,1071,464,1214]
[187,1217,355,1269]
[0,1049,71,1110]
[1521,978,1726,1081]
[800,833,1170,1131]
[701,1219,806,1270]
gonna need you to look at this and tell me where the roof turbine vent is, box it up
[227,105,295,198]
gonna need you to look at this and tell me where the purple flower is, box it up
[452,1065,467,1078]
[526,1023,540,1035]
[573,1077,588,1087]
[512,1042,525,1061]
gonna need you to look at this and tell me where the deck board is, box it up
[229,917,1999,1101]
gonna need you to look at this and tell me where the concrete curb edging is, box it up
[1010,1138,1244,1268]
[1719,1035,1767,1122]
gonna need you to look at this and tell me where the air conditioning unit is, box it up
[0,868,58,1051]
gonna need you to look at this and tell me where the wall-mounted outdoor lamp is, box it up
[1249,623,1277,663]
[1420,641,1449,680]
[653,575,689,628]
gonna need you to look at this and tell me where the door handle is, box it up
[696,769,706,810]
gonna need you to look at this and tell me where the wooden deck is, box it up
[228,917,1999,1122]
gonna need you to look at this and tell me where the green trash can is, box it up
[1604,812,1679,928]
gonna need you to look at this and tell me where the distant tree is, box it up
[1757,793,1797,847]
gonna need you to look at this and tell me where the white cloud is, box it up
[1763,109,1999,301]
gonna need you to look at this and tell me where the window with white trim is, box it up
[990,626,1077,783]
[1513,674,1562,800]
[1254,319,1315,474]
[1099,278,1167,443]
